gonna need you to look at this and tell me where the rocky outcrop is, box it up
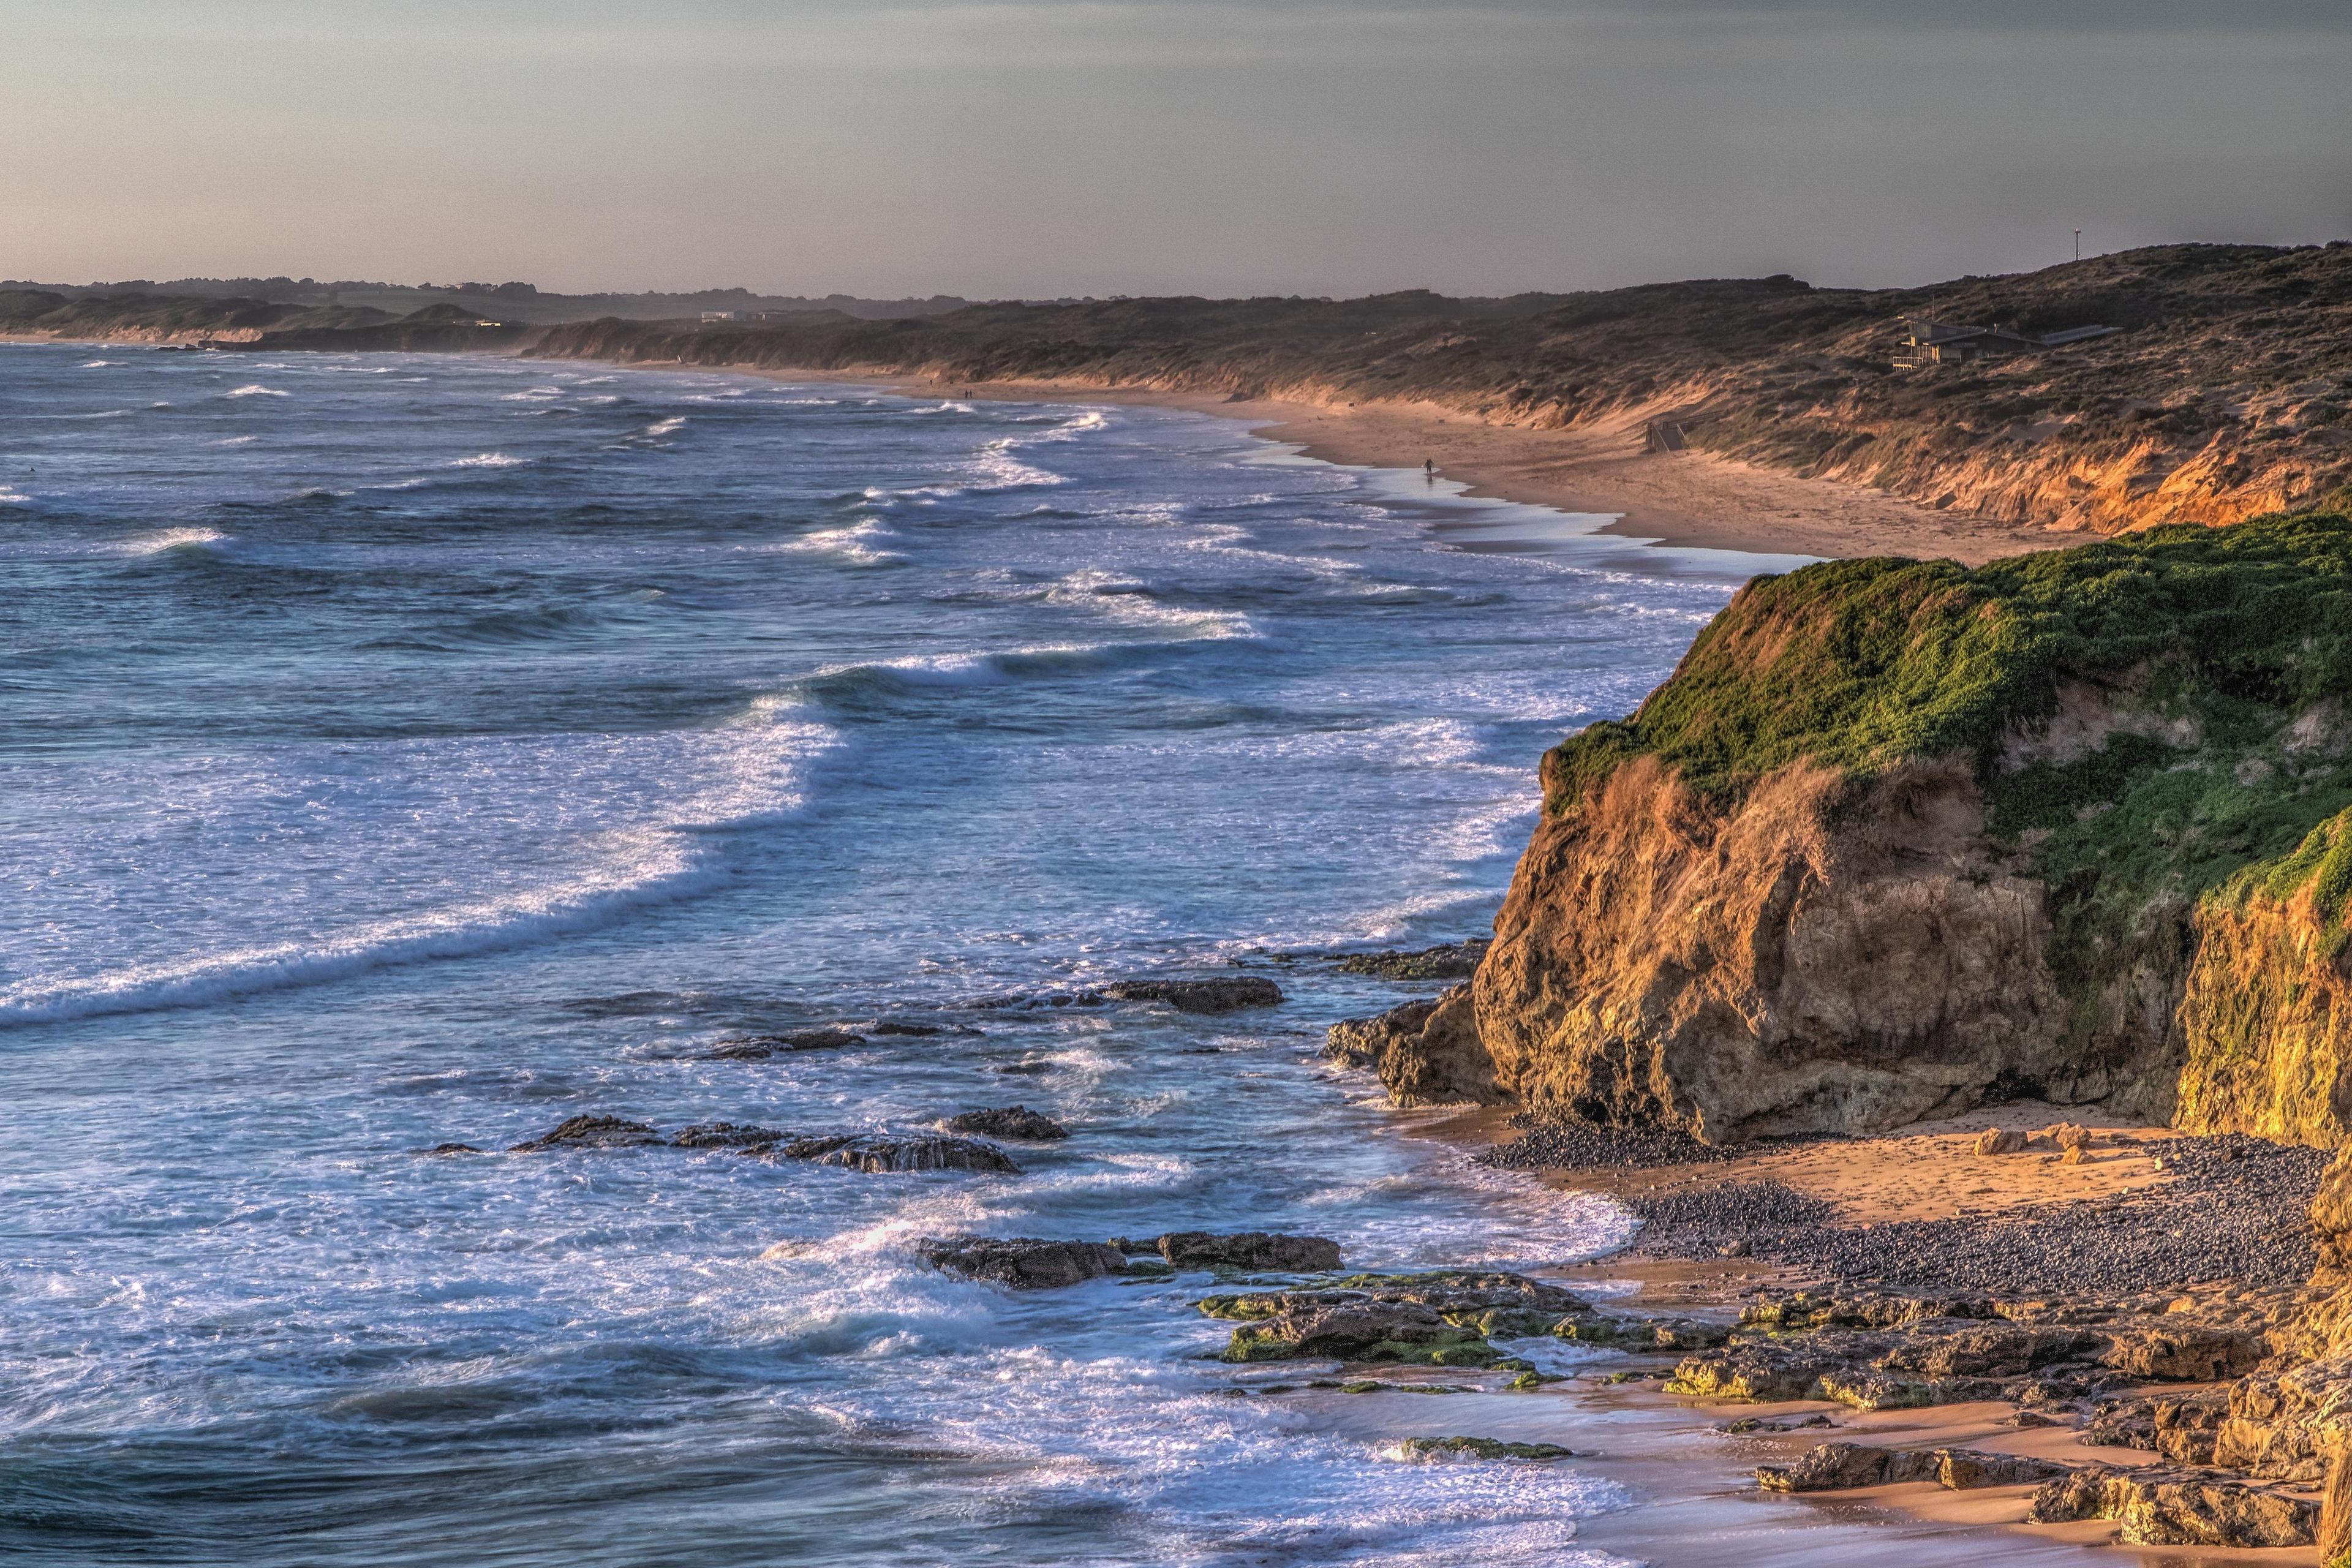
[1199,1271,1588,1365]
[1332,941,1490,981]
[1757,1441,2064,1493]
[2029,1466,2319,1548]
[1101,976,1283,1013]
[1336,517,2352,1146]
[1324,985,1501,1107]
[508,1115,666,1152]
[1469,756,2087,1142]
[918,1237,1127,1289]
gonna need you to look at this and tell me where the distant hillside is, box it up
[0,276,970,323]
[521,244,2352,537]
[9,244,2350,537]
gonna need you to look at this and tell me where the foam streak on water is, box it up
[0,344,1763,1567]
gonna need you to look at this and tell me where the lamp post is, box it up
[2075,229,2082,263]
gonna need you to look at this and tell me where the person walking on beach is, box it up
[1423,458,1435,479]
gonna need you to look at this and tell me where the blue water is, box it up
[0,345,1775,1566]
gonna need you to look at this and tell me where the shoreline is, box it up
[13,331,2239,1561]
[0,334,2091,565]
[714,363,2097,567]
[1390,1102,2329,1565]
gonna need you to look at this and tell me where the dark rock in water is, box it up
[965,989,1107,1011]
[1102,976,1284,1014]
[1334,941,1491,981]
[1157,1231,1343,1272]
[424,1142,485,1155]
[918,1236,1126,1288]
[774,1133,1021,1174]
[508,1115,665,1152]
[1393,1435,1571,1461]
[872,1020,979,1037]
[943,1106,1069,1140]
[709,1029,867,1058]
[992,1061,1053,1076]
[671,1121,791,1149]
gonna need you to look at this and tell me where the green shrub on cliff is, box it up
[1550,509,2352,1019]
[1550,510,2352,810]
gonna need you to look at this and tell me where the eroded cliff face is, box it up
[1467,754,2085,1142]
[2176,894,2352,1147]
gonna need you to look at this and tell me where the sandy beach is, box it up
[785,369,2101,567]
[1380,1102,2334,1566]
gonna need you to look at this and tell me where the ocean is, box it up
[0,343,1786,1566]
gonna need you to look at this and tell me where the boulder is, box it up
[942,1106,1069,1140]
[2030,1466,2318,1548]
[775,1134,1020,1174]
[918,1237,1126,1289]
[1324,984,1502,1107]
[1669,1339,1861,1403]
[1937,1448,2071,1489]
[1101,976,1283,1014]
[424,1142,484,1155]
[507,1115,665,1152]
[1973,1128,2027,1156]
[709,1029,866,1058]
[1757,1442,1941,1491]
[1156,1232,1343,1272]
[1880,1323,2108,1378]
[2100,1325,2266,1382]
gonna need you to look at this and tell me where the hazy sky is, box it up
[6,1,2350,299]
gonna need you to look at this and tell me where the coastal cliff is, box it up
[1355,511,2352,1145]
[16,243,2352,540]
[513,242,2352,538]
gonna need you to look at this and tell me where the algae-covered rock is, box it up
[1157,1231,1342,1272]
[1199,1270,1584,1365]
[1390,1436,1573,1461]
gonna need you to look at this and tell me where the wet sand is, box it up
[777,369,2097,567]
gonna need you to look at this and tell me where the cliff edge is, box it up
[1355,510,2352,1144]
